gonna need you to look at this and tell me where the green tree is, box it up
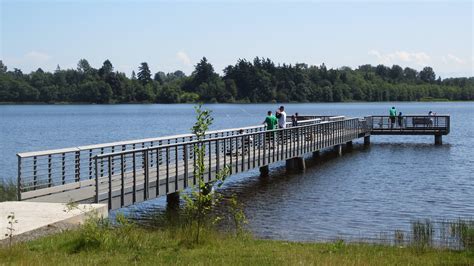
[193,57,217,86]
[77,59,92,73]
[0,60,7,74]
[99,59,113,77]
[419,67,436,83]
[137,62,152,85]
[183,105,230,244]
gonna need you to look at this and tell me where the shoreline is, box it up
[0,100,472,105]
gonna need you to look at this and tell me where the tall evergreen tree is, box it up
[137,62,152,85]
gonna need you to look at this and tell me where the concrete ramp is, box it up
[0,201,107,243]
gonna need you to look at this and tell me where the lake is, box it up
[1,102,473,241]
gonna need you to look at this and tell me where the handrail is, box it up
[17,118,322,158]
[92,117,363,209]
[95,118,332,159]
[17,124,265,158]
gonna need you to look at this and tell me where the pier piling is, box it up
[166,192,180,210]
[259,166,269,177]
[286,157,306,172]
[335,145,342,157]
[364,136,371,146]
[312,150,320,159]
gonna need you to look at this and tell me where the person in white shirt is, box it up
[276,105,287,129]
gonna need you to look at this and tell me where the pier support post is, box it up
[364,135,371,146]
[286,157,306,172]
[312,150,320,159]
[346,141,353,149]
[166,192,180,210]
[334,145,342,157]
[435,134,442,145]
[259,165,269,177]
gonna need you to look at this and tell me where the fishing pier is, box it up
[15,114,450,211]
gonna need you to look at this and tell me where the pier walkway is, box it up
[16,115,450,210]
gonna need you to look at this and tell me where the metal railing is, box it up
[16,118,323,199]
[369,115,450,134]
[94,118,365,209]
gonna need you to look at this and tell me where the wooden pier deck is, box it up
[16,115,450,210]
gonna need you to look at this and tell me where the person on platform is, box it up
[263,110,278,148]
[398,112,403,128]
[275,106,287,129]
[291,115,298,127]
[389,106,397,129]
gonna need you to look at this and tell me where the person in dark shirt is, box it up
[398,112,403,128]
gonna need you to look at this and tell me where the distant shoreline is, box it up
[0,100,471,105]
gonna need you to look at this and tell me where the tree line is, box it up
[0,57,472,104]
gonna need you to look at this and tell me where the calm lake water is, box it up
[1,102,473,241]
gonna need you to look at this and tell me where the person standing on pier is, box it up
[276,106,287,129]
[263,111,278,148]
[398,112,403,128]
[291,115,298,127]
[389,106,397,129]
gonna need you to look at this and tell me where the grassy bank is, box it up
[1,223,472,265]
[0,179,17,202]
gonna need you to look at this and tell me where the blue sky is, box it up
[1,0,472,78]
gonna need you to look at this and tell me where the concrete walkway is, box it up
[0,201,108,242]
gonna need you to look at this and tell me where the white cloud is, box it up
[24,51,51,62]
[368,50,430,66]
[446,54,465,64]
[176,51,192,66]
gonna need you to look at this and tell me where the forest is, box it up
[0,57,472,104]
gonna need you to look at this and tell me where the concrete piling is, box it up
[286,157,306,172]
[346,141,353,149]
[312,150,320,159]
[364,135,371,146]
[166,192,180,210]
[259,165,269,177]
[334,145,342,157]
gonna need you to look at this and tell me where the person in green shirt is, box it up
[263,111,277,148]
[263,111,278,130]
[389,106,397,129]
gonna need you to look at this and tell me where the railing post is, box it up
[17,155,22,201]
[175,145,179,190]
[89,149,93,179]
[33,156,37,189]
[132,151,137,203]
[144,150,149,200]
[48,154,52,187]
[61,153,66,185]
[184,144,188,188]
[156,148,161,196]
[120,154,125,207]
[108,156,112,209]
[94,156,99,203]
[75,150,80,182]
[216,140,220,173]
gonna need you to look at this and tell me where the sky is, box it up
[1,0,473,78]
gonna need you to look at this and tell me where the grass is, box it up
[0,220,473,266]
[0,179,17,202]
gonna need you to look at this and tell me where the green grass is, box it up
[0,179,17,202]
[1,222,472,265]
